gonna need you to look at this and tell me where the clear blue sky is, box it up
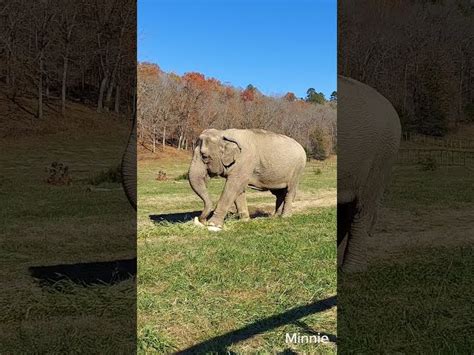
[138,0,336,99]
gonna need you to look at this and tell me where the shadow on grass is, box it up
[175,295,337,354]
[249,209,272,218]
[150,211,202,223]
[149,209,272,224]
[29,258,136,288]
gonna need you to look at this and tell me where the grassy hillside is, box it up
[0,99,136,352]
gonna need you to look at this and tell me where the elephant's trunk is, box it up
[189,147,213,223]
[121,121,137,210]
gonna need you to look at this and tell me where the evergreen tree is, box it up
[306,88,326,104]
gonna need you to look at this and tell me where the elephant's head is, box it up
[198,129,241,175]
[188,129,241,222]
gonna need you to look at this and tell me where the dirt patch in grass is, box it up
[358,164,474,263]
[370,207,474,259]
[294,189,337,210]
[138,145,191,162]
[252,189,337,216]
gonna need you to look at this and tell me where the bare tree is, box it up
[57,0,78,115]
[32,1,55,119]
[136,63,337,158]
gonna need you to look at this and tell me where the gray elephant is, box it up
[121,122,137,210]
[338,76,401,272]
[189,128,307,231]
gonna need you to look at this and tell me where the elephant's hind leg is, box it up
[281,184,297,217]
[234,191,250,221]
[271,189,286,216]
[337,200,357,246]
[281,168,304,218]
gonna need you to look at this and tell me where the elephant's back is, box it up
[337,76,401,198]
[338,76,400,154]
[339,76,400,134]
[250,129,306,166]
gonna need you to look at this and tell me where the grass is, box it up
[384,164,474,210]
[137,154,337,353]
[338,246,473,353]
[338,143,474,353]
[0,113,136,352]
[87,164,123,185]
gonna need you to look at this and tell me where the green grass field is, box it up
[5,115,471,353]
[137,151,337,353]
[0,118,136,353]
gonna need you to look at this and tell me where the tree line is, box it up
[339,0,474,136]
[0,0,136,119]
[137,63,337,160]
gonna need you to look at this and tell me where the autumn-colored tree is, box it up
[241,84,257,102]
[283,92,297,102]
[136,63,336,159]
[138,63,161,77]
[183,72,207,90]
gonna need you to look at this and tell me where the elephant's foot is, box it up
[207,221,223,232]
[207,212,224,231]
[239,214,250,221]
[193,217,223,231]
[272,211,282,218]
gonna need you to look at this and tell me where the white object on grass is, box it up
[193,217,222,232]
[193,216,205,228]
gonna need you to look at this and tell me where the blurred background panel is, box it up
[338,0,473,352]
[0,0,137,352]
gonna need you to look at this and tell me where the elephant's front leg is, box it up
[234,191,250,221]
[207,176,249,230]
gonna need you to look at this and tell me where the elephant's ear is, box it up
[221,136,241,167]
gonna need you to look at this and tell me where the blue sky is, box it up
[138,0,336,99]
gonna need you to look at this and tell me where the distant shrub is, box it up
[419,156,438,171]
[175,172,189,181]
[88,165,122,185]
[156,170,168,181]
[308,127,332,160]
[464,103,474,122]
[46,162,72,185]
[313,168,322,175]
[414,68,449,137]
